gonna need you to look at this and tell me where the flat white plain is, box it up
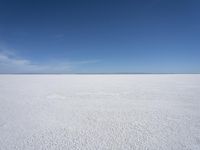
[0,75,200,150]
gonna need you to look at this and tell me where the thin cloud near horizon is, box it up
[0,50,99,74]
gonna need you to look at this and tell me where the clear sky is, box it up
[0,0,200,73]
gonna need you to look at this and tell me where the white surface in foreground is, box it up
[0,75,200,150]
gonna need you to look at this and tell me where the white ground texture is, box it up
[0,75,200,150]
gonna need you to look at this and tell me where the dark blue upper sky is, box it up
[0,0,200,73]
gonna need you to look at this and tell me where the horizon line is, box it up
[0,72,200,75]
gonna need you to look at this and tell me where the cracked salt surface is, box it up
[0,75,200,149]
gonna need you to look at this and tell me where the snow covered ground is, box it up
[0,74,200,150]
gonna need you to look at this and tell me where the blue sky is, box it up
[0,0,200,73]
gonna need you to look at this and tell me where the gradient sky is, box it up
[0,0,200,73]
